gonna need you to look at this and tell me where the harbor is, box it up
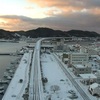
[0,41,34,99]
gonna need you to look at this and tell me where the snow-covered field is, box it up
[41,53,84,100]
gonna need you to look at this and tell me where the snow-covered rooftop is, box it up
[80,74,97,79]
[89,83,99,89]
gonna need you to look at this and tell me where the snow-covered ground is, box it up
[41,53,84,100]
[2,51,32,100]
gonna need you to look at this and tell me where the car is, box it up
[12,95,16,97]
[0,90,4,94]
[68,94,78,99]
[68,90,76,94]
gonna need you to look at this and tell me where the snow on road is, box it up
[41,53,83,100]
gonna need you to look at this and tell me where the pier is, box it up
[0,53,23,55]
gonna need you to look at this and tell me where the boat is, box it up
[6,76,12,80]
[0,80,9,84]
[0,90,4,94]
[0,86,4,90]
[6,68,10,71]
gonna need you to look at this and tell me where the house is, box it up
[80,74,97,85]
[88,83,100,96]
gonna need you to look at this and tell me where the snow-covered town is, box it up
[0,37,100,100]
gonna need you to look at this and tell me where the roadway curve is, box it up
[29,39,44,100]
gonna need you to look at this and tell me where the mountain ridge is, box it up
[0,28,100,39]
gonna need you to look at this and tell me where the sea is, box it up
[0,41,34,78]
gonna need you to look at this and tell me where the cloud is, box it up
[27,0,100,8]
[26,0,100,17]
[0,15,34,31]
[0,13,100,33]
[0,0,99,33]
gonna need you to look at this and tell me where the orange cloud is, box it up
[90,8,100,15]
[0,18,21,30]
[0,18,28,31]
[27,0,91,16]
[0,13,100,33]
[27,0,64,7]
[0,16,41,31]
[27,0,100,17]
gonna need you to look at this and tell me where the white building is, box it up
[73,64,91,76]
[69,53,89,65]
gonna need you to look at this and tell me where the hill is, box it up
[67,30,100,37]
[25,28,68,37]
[0,28,100,39]
[0,29,20,39]
[25,28,100,38]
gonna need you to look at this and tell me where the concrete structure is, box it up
[73,64,91,76]
[63,44,70,52]
[54,39,65,51]
[69,53,89,65]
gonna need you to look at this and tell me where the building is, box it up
[95,70,100,84]
[80,74,97,85]
[54,38,68,52]
[80,46,88,53]
[62,53,69,64]
[87,49,98,56]
[73,64,91,76]
[63,58,69,64]
[69,53,89,65]
[88,83,100,96]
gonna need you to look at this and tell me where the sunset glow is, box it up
[0,0,100,33]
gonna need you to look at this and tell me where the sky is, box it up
[0,0,100,33]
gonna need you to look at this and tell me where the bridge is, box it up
[29,39,44,100]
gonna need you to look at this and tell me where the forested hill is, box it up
[0,29,20,39]
[0,28,100,39]
[25,28,100,38]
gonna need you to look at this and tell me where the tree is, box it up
[50,85,60,92]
